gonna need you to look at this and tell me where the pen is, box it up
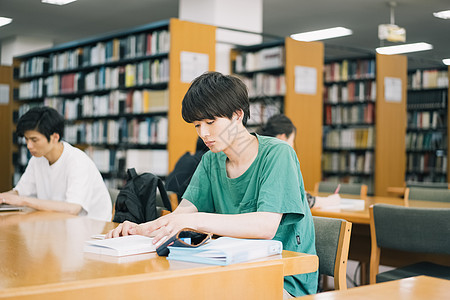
[334,184,341,194]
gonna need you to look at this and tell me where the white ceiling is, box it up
[1,0,449,69]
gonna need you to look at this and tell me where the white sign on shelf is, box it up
[180,51,209,83]
[384,77,402,103]
[295,66,317,95]
[0,84,9,105]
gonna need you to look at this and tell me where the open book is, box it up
[84,235,157,257]
[167,237,283,266]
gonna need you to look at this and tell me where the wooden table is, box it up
[298,276,450,300]
[0,210,318,300]
[311,194,450,225]
[310,194,450,283]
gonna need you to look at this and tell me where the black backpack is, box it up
[113,168,172,224]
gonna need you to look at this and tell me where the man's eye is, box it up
[207,121,214,125]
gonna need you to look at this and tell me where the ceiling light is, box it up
[42,0,77,5]
[433,10,450,19]
[376,42,433,55]
[443,58,450,65]
[0,17,13,28]
[290,27,353,42]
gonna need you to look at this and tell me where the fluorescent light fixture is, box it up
[443,58,450,65]
[376,42,433,55]
[290,27,353,42]
[0,17,13,28]
[42,0,77,5]
[433,10,450,19]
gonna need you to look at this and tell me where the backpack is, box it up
[113,168,172,224]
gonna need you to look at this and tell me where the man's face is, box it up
[193,115,240,153]
[23,130,58,157]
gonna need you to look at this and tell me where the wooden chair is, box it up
[369,204,450,284]
[403,187,450,206]
[314,181,368,199]
[313,216,352,290]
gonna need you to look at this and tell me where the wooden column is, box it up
[168,19,216,171]
[284,38,324,192]
[374,53,407,196]
[0,66,13,191]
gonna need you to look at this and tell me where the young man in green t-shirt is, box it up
[107,71,318,297]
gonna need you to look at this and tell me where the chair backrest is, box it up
[369,204,450,283]
[404,187,450,203]
[313,216,352,290]
[406,181,449,189]
[314,181,367,199]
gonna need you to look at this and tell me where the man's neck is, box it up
[224,131,258,178]
[45,142,64,165]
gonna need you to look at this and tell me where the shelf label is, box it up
[295,66,317,95]
[384,77,402,103]
[180,51,209,84]
[0,84,9,105]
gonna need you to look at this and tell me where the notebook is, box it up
[0,203,24,212]
[167,237,283,266]
[84,235,159,257]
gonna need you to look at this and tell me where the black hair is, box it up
[16,106,65,142]
[256,114,296,137]
[182,72,250,126]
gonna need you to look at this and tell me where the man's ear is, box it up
[50,133,60,143]
[234,109,244,121]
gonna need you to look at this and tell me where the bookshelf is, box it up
[231,38,324,191]
[322,53,407,196]
[0,66,13,191]
[11,19,216,188]
[406,68,449,183]
[322,57,376,194]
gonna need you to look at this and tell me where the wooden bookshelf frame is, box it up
[167,19,216,171]
[284,38,324,192]
[375,53,407,196]
[0,66,13,191]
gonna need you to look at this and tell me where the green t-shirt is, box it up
[183,134,318,296]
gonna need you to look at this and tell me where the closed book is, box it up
[84,235,157,257]
[167,237,283,266]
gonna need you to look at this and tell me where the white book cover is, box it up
[84,235,157,257]
[167,237,283,266]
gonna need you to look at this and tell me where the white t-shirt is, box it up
[15,142,112,221]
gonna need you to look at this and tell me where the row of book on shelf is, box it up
[408,69,449,90]
[407,89,447,109]
[406,152,447,174]
[324,59,376,83]
[234,46,285,73]
[14,145,169,189]
[63,117,168,146]
[84,147,168,178]
[324,80,376,103]
[322,151,374,175]
[18,58,169,99]
[407,110,446,130]
[323,127,374,149]
[238,73,286,98]
[405,132,447,151]
[324,102,374,126]
[247,101,282,126]
[42,89,169,120]
[18,29,170,77]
